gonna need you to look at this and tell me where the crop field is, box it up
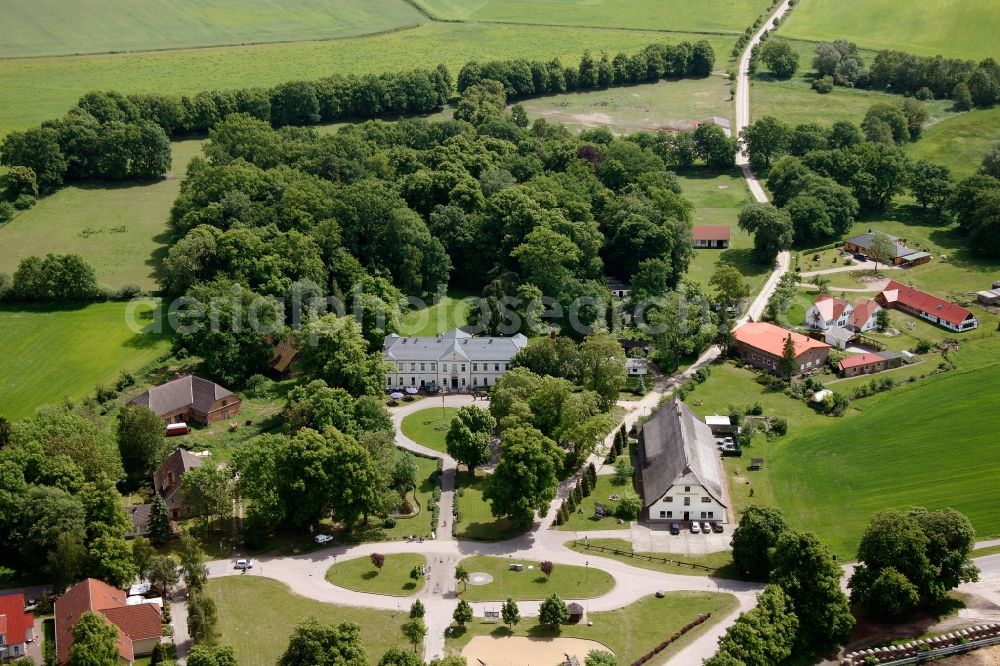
[414,0,774,34]
[0,0,428,58]
[0,300,172,420]
[0,24,733,136]
[770,365,1000,557]
[906,108,1000,178]
[779,0,1000,61]
[210,576,414,666]
[514,76,733,136]
[0,140,201,291]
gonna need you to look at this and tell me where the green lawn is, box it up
[400,291,474,337]
[0,24,732,136]
[568,538,739,578]
[974,544,1000,558]
[0,0,427,57]
[446,591,739,665]
[0,139,202,290]
[511,76,734,136]
[557,475,631,532]
[210,576,415,665]
[779,0,1000,61]
[457,555,614,602]
[0,300,172,420]
[326,553,427,596]
[454,471,526,541]
[906,108,1000,179]
[401,407,463,454]
[415,0,773,33]
[770,365,1000,558]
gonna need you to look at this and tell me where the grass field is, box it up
[556,476,631,532]
[456,555,615,601]
[401,407,462,454]
[0,300,172,420]
[415,0,774,33]
[325,553,427,596]
[210,576,414,665]
[447,591,739,665]
[569,538,739,578]
[0,0,428,57]
[0,24,733,136]
[770,365,1000,557]
[400,292,474,336]
[906,108,1000,178]
[0,140,201,290]
[455,471,525,541]
[676,168,770,297]
[780,0,1000,61]
[512,76,733,135]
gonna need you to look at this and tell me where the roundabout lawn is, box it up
[401,407,461,453]
[325,553,427,596]
[456,555,614,602]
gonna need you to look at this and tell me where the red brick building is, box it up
[54,579,161,665]
[129,375,241,426]
[877,280,978,332]
[733,322,831,376]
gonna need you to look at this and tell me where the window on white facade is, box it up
[659,511,666,518]
[684,497,690,506]
[701,512,707,519]
[420,363,425,371]
[430,363,436,371]
[472,363,478,371]
[410,363,415,371]
[708,512,714,518]
[701,497,710,503]
[684,486,690,492]
[461,378,466,386]
[494,363,500,371]
[442,363,448,372]
[410,377,415,385]
[461,364,466,371]
[664,496,672,503]
[666,511,672,518]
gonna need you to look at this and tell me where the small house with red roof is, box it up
[692,225,731,249]
[877,280,978,332]
[54,579,162,665]
[733,322,831,376]
[848,298,882,333]
[0,593,35,661]
[838,351,902,377]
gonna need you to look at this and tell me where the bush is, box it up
[770,417,788,436]
[383,517,397,529]
[913,339,934,354]
[915,87,934,101]
[747,402,764,416]
[812,76,834,94]
[244,373,273,398]
[6,165,39,198]
[13,193,36,210]
[114,283,143,300]
[0,201,15,224]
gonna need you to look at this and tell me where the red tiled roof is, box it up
[838,353,884,371]
[733,322,831,358]
[850,298,880,329]
[692,225,731,241]
[101,604,162,641]
[812,294,851,322]
[0,593,34,646]
[880,280,974,327]
[55,579,132,665]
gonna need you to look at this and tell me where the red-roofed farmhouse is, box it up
[877,280,978,332]
[733,322,831,376]
[54,579,161,665]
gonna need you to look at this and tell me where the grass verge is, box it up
[456,555,615,602]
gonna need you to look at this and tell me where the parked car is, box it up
[690,522,701,534]
[669,523,680,535]
[701,522,712,534]
[655,590,665,598]
[234,559,253,570]
[853,253,868,261]
[711,522,724,534]
[314,534,334,545]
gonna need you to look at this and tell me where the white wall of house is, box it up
[386,360,512,390]
[806,303,853,330]
[647,484,727,523]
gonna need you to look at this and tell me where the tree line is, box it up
[1,40,714,198]
[812,40,1000,108]
[457,41,716,99]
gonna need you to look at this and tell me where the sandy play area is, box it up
[461,635,614,666]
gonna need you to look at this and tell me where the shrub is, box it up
[915,87,934,101]
[244,373,273,398]
[812,76,834,94]
[6,165,39,198]
[114,283,143,300]
[13,193,35,210]
[770,417,788,436]
[0,201,15,224]
[913,339,933,354]
[383,517,396,528]
[747,402,764,416]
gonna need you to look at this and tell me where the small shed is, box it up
[977,289,1000,306]
[824,325,855,350]
[567,602,585,624]
[750,458,765,470]
[704,415,737,435]
[625,358,648,376]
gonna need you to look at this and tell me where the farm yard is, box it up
[0,0,429,57]
[779,0,1000,61]
[0,300,172,420]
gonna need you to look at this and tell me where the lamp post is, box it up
[585,561,589,583]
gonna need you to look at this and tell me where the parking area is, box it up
[628,522,731,555]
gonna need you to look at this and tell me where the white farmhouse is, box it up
[637,398,729,525]
[383,328,528,391]
[805,294,853,330]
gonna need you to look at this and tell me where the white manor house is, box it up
[383,328,528,391]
